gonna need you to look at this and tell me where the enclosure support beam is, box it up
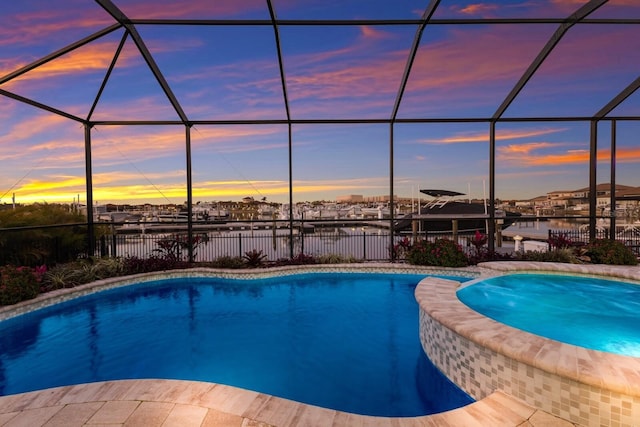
[84,124,95,256]
[493,0,606,120]
[488,122,496,253]
[609,120,617,240]
[589,120,598,241]
[595,76,640,119]
[288,124,294,259]
[267,0,294,259]
[186,126,194,263]
[0,89,85,123]
[95,0,189,124]
[389,124,395,261]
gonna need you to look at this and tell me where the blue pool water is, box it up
[457,274,640,357]
[0,272,473,416]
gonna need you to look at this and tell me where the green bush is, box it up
[0,265,42,305]
[406,238,468,267]
[0,204,88,266]
[315,253,359,264]
[209,256,246,269]
[243,249,267,268]
[583,239,638,265]
[517,248,578,263]
[121,256,189,274]
[41,263,85,291]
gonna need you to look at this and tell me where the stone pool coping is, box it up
[416,261,640,426]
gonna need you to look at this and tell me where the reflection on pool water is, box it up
[457,273,640,356]
[0,272,473,417]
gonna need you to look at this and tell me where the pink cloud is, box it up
[116,0,266,19]
[456,3,500,16]
[359,25,392,41]
[497,144,640,167]
[0,9,113,48]
[419,127,567,144]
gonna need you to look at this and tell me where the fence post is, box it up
[100,235,107,257]
[238,233,242,257]
[110,223,117,257]
[363,232,367,260]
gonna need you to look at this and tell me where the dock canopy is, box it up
[419,190,465,198]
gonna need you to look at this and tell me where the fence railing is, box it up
[550,228,640,257]
[1,221,485,266]
[0,223,88,266]
[101,231,396,262]
[3,219,639,267]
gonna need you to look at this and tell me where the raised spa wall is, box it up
[416,261,640,427]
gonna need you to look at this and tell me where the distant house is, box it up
[336,194,364,203]
[615,187,640,211]
[545,184,639,210]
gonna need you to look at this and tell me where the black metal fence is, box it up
[1,221,485,266]
[0,223,89,266]
[101,231,396,262]
[3,220,639,267]
[550,228,640,257]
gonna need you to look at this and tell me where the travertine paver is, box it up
[123,401,173,426]
[86,400,140,424]
[201,410,246,427]
[0,412,19,425]
[0,380,584,427]
[528,410,577,427]
[43,402,105,427]
[2,406,61,427]
[160,403,208,427]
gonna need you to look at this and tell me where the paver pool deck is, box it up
[0,379,577,426]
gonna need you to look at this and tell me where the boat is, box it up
[394,189,520,233]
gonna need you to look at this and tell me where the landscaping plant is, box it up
[0,265,44,305]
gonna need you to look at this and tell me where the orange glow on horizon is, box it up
[5,176,390,205]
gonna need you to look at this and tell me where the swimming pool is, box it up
[456,273,640,356]
[0,271,473,417]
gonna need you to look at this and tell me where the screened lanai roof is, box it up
[1,0,639,212]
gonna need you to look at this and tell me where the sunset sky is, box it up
[1,0,639,206]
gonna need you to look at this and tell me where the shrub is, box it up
[468,249,516,265]
[243,249,267,268]
[209,256,246,269]
[390,236,413,260]
[465,231,517,265]
[41,262,85,290]
[0,204,88,266]
[153,234,205,262]
[405,238,468,267]
[583,239,638,265]
[469,230,488,254]
[315,253,359,264]
[517,248,578,263]
[547,232,574,250]
[122,255,189,274]
[0,265,42,305]
[287,253,317,265]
